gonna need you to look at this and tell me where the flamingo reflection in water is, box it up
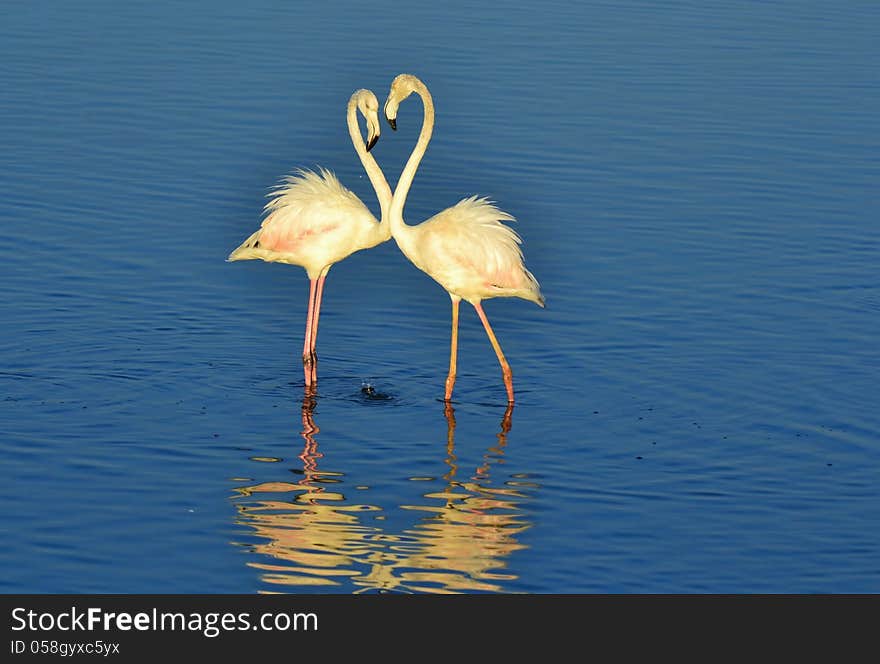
[354,403,521,593]
[234,394,375,589]
[232,395,534,593]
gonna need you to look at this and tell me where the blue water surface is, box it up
[1,1,878,593]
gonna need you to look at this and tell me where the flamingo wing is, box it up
[228,168,378,270]
[413,196,543,305]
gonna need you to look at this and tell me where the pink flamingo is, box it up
[228,90,392,387]
[383,74,544,403]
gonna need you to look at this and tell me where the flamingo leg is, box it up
[302,279,318,386]
[308,275,327,385]
[473,301,514,403]
[444,297,460,401]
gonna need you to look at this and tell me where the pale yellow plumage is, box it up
[228,168,383,277]
[400,195,543,306]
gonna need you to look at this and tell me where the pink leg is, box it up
[473,301,514,403]
[308,275,327,385]
[445,298,460,401]
[302,279,317,386]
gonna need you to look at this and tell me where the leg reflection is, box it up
[474,404,513,481]
[298,387,321,482]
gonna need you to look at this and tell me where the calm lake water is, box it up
[2,1,878,593]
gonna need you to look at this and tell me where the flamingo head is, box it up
[383,73,424,131]
[353,89,382,152]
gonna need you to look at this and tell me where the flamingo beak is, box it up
[383,96,399,130]
[366,134,378,152]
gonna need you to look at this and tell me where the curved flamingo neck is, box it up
[390,80,435,236]
[347,97,392,233]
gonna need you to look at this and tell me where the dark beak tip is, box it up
[388,118,397,131]
[366,135,378,152]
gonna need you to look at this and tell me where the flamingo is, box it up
[383,74,544,404]
[228,89,393,387]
